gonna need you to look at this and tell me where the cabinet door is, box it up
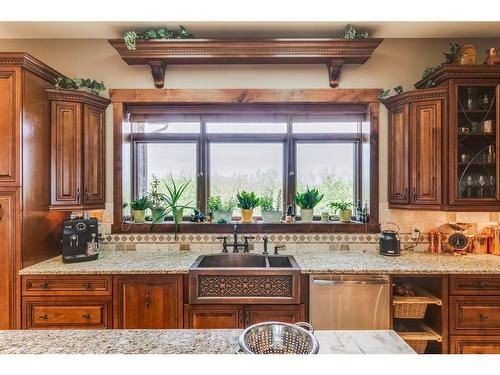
[245,304,305,327]
[83,104,105,206]
[450,336,500,354]
[0,68,21,186]
[0,189,19,329]
[410,100,442,205]
[51,101,82,207]
[388,105,410,204]
[184,304,243,329]
[114,275,183,329]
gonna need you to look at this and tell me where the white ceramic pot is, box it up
[300,208,314,223]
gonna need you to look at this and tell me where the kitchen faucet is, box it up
[217,225,254,253]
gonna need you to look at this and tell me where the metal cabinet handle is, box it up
[145,291,150,308]
[83,282,92,290]
[412,187,417,201]
[76,188,81,203]
[41,282,49,290]
[39,314,48,320]
[85,189,90,201]
[477,281,487,288]
[82,314,91,320]
[403,188,408,200]
[479,313,488,321]
[0,203,3,222]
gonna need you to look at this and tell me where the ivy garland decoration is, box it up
[123,25,194,50]
[54,77,106,96]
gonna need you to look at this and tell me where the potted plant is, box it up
[148,174,167,222]
[129,197,151,223]
[294,187,324,223]
[236,191,260,223]
[260,191,282,223]
[329,201,353,223]
[208,196,236,224]
[162,177,193,224]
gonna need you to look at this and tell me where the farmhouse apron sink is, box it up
[188,254,301,304]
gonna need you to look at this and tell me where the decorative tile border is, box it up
[103,232,427,245]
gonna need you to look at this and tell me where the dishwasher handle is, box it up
[312,277,388,286]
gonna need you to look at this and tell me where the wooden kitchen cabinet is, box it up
[47,89,110,210]
[384,65,500,210]
[184,303,305,329]
[450,336,500,354]
[385,88,446,209]
[114,275,183,329]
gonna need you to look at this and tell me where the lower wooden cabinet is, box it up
[184,304,305,329]
[450,296,500,335]
[450,336,500,354]
[22,297,111,329]
[113,275,183,329]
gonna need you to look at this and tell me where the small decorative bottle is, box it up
[362,201,369,223]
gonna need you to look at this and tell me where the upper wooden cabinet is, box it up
[384,65,500,210]
[385,88,446,209]
[47,89,110,210]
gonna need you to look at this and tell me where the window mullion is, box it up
[286,115,295,211]
[199,118,208,213]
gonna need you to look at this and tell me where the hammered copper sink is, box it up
[189,254,301,304]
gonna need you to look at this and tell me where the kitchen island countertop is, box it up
[0,329,414,354]
[19,249,500,275]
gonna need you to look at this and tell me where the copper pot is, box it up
[473,235,489,254]
[488,228,500,255]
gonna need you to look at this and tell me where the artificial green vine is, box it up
[343,24,369,39]
[378,85,404,100]
[419,42,460,88]
[54,77,106,96]
[123,25,194,50]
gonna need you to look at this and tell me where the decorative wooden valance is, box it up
[108,38,383,89]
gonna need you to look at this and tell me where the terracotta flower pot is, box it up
[300,208,314,223]
[240,209,254,223]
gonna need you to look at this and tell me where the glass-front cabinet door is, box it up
[451,82,499,206]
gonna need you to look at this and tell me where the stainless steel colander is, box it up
[238,321,319,354]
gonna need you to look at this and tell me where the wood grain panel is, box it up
[245,304,305,327]
[388,105,409,204]
[450,296,500,335]
[114,275,183,329]
[184,304,242,329]
[22,275,112,296]
[450,335,500,354]
[410,100,442,205]
[0,68,21,186]
[0,189,20,329]
[83,104,105,206]
[51,101,82,206]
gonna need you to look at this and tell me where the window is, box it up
[127,109,370,223]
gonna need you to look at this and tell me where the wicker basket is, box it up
[393,285,442,319]
[404,339,428,354]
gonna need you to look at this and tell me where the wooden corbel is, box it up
[327,60,345,88]
[149,61,167,88]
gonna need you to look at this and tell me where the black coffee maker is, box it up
[379,223,401,256]
[62,215,100,263]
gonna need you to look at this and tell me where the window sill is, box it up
[111,222,381,234]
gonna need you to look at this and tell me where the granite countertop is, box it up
[19,249,500,275]
[0,329,414,354]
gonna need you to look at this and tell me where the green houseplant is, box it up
[294,187,324,222]
[162,177,193,224]
[130,197,151,223]
[208,196,236,224]
[260,191,283,223]
[148,175,167,222]
[236,191,260,223]
[330,201,353,223]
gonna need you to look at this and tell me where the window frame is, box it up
[111,89,381,233]
[131,115,363,220]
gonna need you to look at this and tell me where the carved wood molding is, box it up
[108,38,383,89]
[414,64,500,89]
[46,88,111,109]
[382,87,448,109]
[0,52,63,83]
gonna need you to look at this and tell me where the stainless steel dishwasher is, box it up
[309,274,390,330]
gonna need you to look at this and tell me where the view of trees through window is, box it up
[132,117,361,218]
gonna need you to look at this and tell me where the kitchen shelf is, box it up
[394,320,442,353]
[108,38,383,88]
[393,285,442,306]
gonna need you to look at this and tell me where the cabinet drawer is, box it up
[450,296,500,335]
[450,275,500,295]
[22,275,112,296]
[23,298,111,329]
[450,336,500,354]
